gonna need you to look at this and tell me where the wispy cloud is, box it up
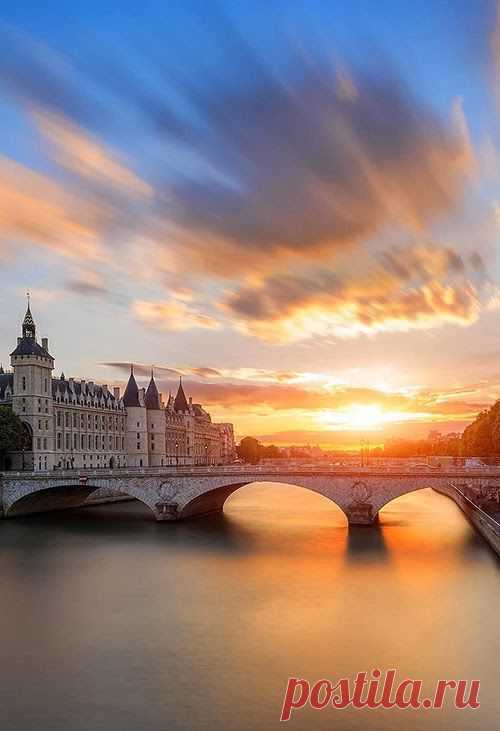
[0,18,495,347]
[133,299,221,331]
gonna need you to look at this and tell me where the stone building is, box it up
[0,303,126,471]
[122,369,230,467]
[0,302,235,471]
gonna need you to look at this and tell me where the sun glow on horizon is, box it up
[316,404,419,431]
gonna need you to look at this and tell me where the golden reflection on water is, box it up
[0,483,498,731]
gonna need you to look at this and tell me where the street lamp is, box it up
[360,438,369,467]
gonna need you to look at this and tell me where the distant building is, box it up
[0,302,235,470]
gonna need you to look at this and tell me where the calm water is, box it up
[0,485,498,731]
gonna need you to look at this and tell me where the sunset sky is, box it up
[1,0,500,447]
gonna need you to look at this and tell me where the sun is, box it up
[317,404,408,431]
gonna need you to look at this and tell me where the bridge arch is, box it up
[4,482,158,518]
[178,479,350,523]
[369,482,436,520]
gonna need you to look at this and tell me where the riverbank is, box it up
[433,483,500,557]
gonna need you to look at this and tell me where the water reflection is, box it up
[0,484,498,731]
[346,523,390,562]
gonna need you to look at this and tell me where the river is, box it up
[0,485,498,730]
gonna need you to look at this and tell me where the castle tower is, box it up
[172,376,194,464]
[10,299,55,471]
[145,368,167,467]
[123,365,149,467]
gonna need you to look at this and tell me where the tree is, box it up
[0,406,25,468]
[462,402,500,459]
[237,436,262,464]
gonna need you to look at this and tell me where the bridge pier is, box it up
[154,502,180,521]
[344,502,377,525]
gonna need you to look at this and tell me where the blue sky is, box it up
[1,0,500,445]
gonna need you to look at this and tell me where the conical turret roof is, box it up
[145,370,161,410]
[173,377,189,412]
[122,365,141,407]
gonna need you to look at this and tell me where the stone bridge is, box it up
[2,466,500,525]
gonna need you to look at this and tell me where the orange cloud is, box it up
[35,111,152,198]
[133,299,221,331]
[0,156,103,258]
[222,244,484,342]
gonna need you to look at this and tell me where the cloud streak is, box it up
[0,20,494,345]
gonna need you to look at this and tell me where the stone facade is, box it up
[0,303,235,471]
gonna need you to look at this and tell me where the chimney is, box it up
[189,396,193,406]
[139,387,145,406]
[17,337,21,345]
[69,377,74,389]
[42,337,48,350]
[113,386,120,399]
[103,384,108,394]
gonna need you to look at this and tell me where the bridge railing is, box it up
[3,464,500,480]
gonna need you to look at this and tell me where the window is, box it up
[65,413,70,428]
[73,434,77,449]
[81,435,85,449]
[37,437,41,450]
[65,433,70,449]
[43,438,47,450]
[22,376,26,391]
[57,433,62,450]
[57,412,61,427]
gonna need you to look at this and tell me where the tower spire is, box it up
[145,367,161,410]
[22,294,36,340]
[173,375,189,412]
[123,365,140,407]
